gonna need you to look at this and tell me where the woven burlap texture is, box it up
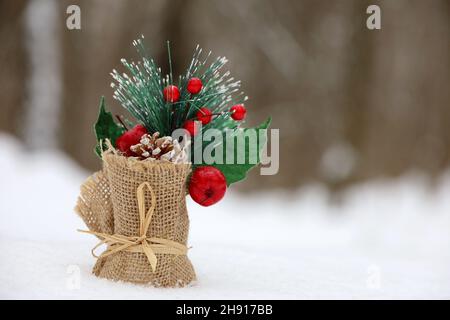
[75,152,196,287]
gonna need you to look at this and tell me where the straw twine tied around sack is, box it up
[78,182,188,272]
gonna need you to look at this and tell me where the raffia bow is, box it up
[79,182,188,272]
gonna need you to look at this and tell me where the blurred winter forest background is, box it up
[0,0,449,193]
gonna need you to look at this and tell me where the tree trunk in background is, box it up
[0,0,27,136]
[23,0,62,149]
[363,0,450,180]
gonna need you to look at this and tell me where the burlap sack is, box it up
[75,152,196,287]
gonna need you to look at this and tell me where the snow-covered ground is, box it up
[0,133,449,299]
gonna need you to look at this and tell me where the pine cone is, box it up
[129,132,189,163]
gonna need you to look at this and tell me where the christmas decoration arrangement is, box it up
[75,36,270,287]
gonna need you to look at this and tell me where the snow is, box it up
[0,133,449,299]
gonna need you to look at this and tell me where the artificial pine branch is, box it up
[111,36,246,137]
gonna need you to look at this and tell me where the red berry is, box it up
[189,166,227,206]
[183,120,200,137]
[230,104,246,121]
[196,107,212,125]
[187,77,202,95]
[115,124,148,156]
[163,85,180,103]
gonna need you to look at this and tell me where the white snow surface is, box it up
[0,133,449,299]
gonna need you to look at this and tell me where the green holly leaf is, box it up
[209,117,271,186]
[94,96,125,157]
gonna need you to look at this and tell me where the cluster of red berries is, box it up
[163,77,247,137]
